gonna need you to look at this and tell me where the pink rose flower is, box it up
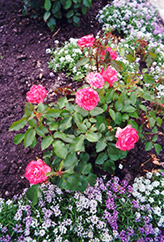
[102,47,117,60]
[78,34,95,47]
[101,66,118,86]
[25,159,51,184]
[75,87,99,111]
[115,124,139,151]
[86,72,105,89]
[26,85,47,104]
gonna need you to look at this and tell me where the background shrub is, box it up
[23,0,92,31]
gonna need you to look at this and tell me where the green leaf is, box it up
[76,122,87,133]
[53,140,68,159]
[80,163,92,175]
[130,92,137,105]
[80,152,90,162]
[70,135,85,152]
[52,1,61,14]
[115,101,123,111]
[54,132,74,143]
[9,118,27,131]
[139,104,147,112]
[145,141,153,151]
[86,131,99,142]
[26,184,41,206]
[90,107,104,116]
[115,112,122,125]
[30,136,37,148]
[149,117,155,128]
[87,173,97,186]
[96,140,107,152]
[143,92,152,101]
[47,17,56,31]
[154,144,162,155]
[43,11,51,21]
[110,60,123,72]
[122,105,135,113]
[28,118,37,127]
[24,128,36,148]
[156,117,162,127]
[14,133,24,145]
[74,106,89,116]
[25,103,33,117]
[41,135,54,150]
[81,5,87,14]
[35,126,48,137]
[109,109,115,121]
[103,160,116,173]
[76,57,89,70]
[60,117,72,131]
[128,120,138,131]
[57,97,68,109]
[83,0,92,7]
[152,135,158,142]
[44,0,51,11]
[143,74,155,84]
[66,9,74,18]
[95,152,108,165]
[63,153,78,168]
[63,0,72,9]
[44,109,61,119]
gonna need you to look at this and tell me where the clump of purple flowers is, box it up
[0,174,164,241]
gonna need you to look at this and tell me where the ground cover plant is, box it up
[1,172,164,241]
[97,0,164,43]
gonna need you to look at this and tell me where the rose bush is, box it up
[10,32,164,201]
[25,159,51,184]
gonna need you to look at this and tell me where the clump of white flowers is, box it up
[97,0,164,43]
[47,38,87,81]
[132,171,164,228]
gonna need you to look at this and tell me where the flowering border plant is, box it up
[97,0,164,44]
[9,33,164,202]
[1,173,164,241]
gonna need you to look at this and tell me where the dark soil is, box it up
[0,0,164,200]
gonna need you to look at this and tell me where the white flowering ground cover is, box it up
[1,0,164,241]
[0,172,164,241]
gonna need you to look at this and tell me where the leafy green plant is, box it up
[23,0,92,31]
[9,33,164,196]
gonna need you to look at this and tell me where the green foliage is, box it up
[10,31,164,193]
[23,0,92,31]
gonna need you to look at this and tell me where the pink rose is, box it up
[86,72,105,89]
[26,85,47,104]
[102,47,117,60]
[101,66,118,86]
[115,124,139,151]
[78,34,95,47]
[75,87,99,111]
[25,159,51,184]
